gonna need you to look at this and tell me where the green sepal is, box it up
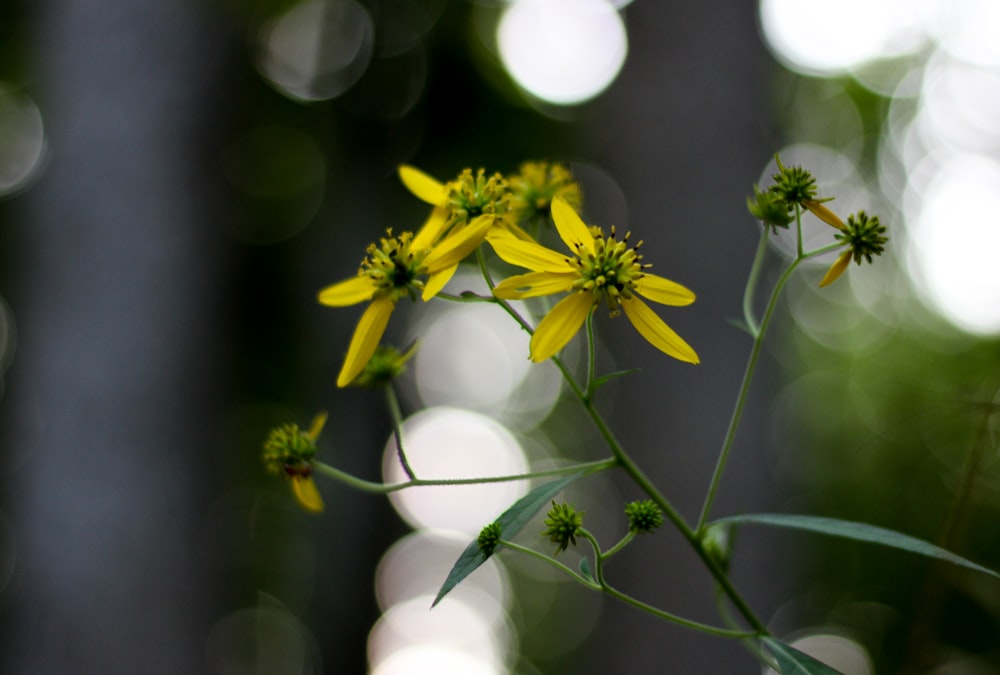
[433,472,587,606]
[714,513,1000,581]
[761,637,844,675]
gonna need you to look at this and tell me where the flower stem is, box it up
[311,457,617,494]
[499,539,599,588]
[385,384,417,480]
[742,228,771,335]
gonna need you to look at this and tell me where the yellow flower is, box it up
[507,161,583,226]
[490,198,699,364]
[262,413,328,514]
[319,213,493,387]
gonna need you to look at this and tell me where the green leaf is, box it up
[593,368,641,390]
[726,317,753,335]
[761,637,844,675]
[433,472,587,606]
[579,557,593,581]
[714,513,1000,581]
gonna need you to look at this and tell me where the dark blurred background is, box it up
[1,1,999,673]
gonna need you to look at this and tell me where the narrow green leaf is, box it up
[433,472,586,606]
[726,317,753,335]
[761,637,844,675]
[715,513,1000,581]
[593,368,642,390]
[579,557,593,581]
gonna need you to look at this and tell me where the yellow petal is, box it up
[551,198,595,255]
[422,264,458,301]
[498,219,537,242]
[493,271,577,299]
[318,275,376,307]
[337,295,395,387]
[530,292,594,362]
[307,411,328,441]
[819,249,852,288]
[399,164,447,206]
[636,274,696,306]
[487,230,572,272]
[411,207,450,251]
[803,199,845,230]
[423,215,493,272]
[621,296,699,364]
[291,475,325,514]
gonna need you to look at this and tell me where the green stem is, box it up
[584,310,598,400]
[600,582,759,639]
[742,228,771,334]
[601,531,635,559]
[696,238,845,533]
[385,384,417,480]
[499,539,599,588]
[311,457,617,495]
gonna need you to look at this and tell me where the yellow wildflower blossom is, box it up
[262,412,328,514]
[491,198,699,364]
[319,213,493,387]
[818,210,888,287]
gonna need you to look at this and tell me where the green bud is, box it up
[701,524,732,573]
[352,342,418,389]
[747,184,793,232]
[542,501,584,555]
[624,499,664,534]
[768,154,819,207]
[477,522,503,557]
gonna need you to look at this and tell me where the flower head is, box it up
[819,210,888,287]
[542,501,584,554]
[766,155,844,229]
[624,499,664,534]
[477,521,503,557]
[507,161,583,226]
[319,214,492,387]
[747,184,793,232]
[490,198,699,364]
[262,412,328,514]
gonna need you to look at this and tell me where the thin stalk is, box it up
[312,457,617,494]
[742,228,771,335]
[584,311,597,400]
[601,531,635,560]
[499,539,599,588]
[385,384,417,480]
[696,235,845,533]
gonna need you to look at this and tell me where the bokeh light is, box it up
[370,643,501,675]
[257,0,374,102]
[758,0,923,76]
[382,407,529,536]
[497,0,627,105]
[407,271,562,427]
[906,153,1000,335]
[0,85,46,196]
[922,0,1000,67]
[368,595,513,674]
[375,531,510,625]
[205,598,320,674]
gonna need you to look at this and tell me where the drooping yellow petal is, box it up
[819,249,852,288]
[422,264,458,301]
[318,275,376,307]
[621,296,699,364]
[307,411,328,441]
[487,230,572,273]
[493,271,577,299]
[551,197,595,255]
[423,215,494,272]
[635,274,696,306]
[530,292,595,362]
[290,475,325,513]
[337,295,395,387]
[399,164,447,206]
[803,199,845,230]
[411,207,450,251]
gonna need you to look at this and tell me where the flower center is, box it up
[361,230,428,301]
[571,226,646,316]
[446,168,510,227]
